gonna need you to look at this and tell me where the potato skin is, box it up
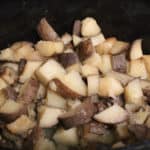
[57,52,79,68]
[77,39,95,61]
[59,100,97,129]
[73,20,81,36]
[37,18,59,41]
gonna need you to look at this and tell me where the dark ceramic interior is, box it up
[0,0,150,149]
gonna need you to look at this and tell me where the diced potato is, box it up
[46,90,67,109]
[49,71,87,98]
[36,84,46,100]
[96,37,117,54]
[90,33,105,46]
[81,64,99,77]
[34,138,56,150]
[35,41,64,57]
[99,54,112,74]
[110,41,129,55]
[94,104,128,124]
[99,77,124,97]
[19,61,42,83]
[61,33,72,45]
[53,128,79,146]
[116,122,130,139]
[128,59,148,79]
[143,55,150,78]
[72,35,82,46]
[83,52,101,68]
[130,39,143,60]
[36,59,66,85]
[124,79,144,105]
[67,99,82,110]
[6,115,35,135]
[0,48,14,61]
[0,78,8,90]
[66,63,81,73]
[38,106,65,128]
[130,110,149,125]
[81,17,101,37]
[87,75,100,96]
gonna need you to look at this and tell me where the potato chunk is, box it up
[81,17,101,37]
[125,79,144,105]
[99,77,124,97]
[94,104,128,124]
[35,41,64,57]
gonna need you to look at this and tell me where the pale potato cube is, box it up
[81,17,101,37]
[124,79,144,105]
[90,33,105,46]
[35,41,64,57]
[72,35,82,46]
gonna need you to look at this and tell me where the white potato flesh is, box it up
[130,39,143,60]
[61,33,72,45]
[81,17,101,37]
[99,54,112,74]
[94,104,128,124]
[38,106,65,128]
[81,64,99,77]
[143,55,150,78]
[53,128,79,146]
[19,61,42,83]
[35,41,64,57]
[87,75,100,96]
[99,77,124,97]
[72,35,82,46]
[91,33,105,46]
[125,79,144,105]
[0,78,8,90]
[46,90,67,109]
[36,59,66,85]
[128,59,148,79]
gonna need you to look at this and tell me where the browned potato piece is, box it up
[77,39,95,61]
[94,104,128,124]
[36,84,46,100]
[96,37,117,54]
[36,59,66,85]
[49,71,87,98]
[112,51,127,73]
[73,20,81,35]
[130,39,143,60]
[46,90,67,109]
[87,75,100,96]
[81,17,101,37]
[6,115,35,135]
[57,52,79,68]
[128,59,148,79]
[124,79,144,105]
[53,127,79,146]
[59,100,97,129]
[18,78,39,104]
[19,61,42,83]
[99,77,124,97]
[110,41,129,55]
[38,105,65,128]
[3,86,17,100]
[18,59,27,75]
[35,41,64,57]
[37,18,59,41]
[0,100,26,123]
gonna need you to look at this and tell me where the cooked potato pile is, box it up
[0,17,150,150]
